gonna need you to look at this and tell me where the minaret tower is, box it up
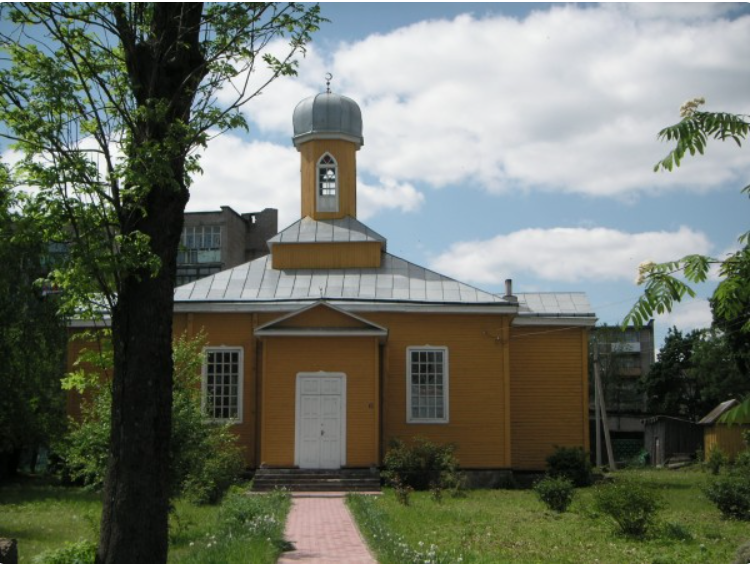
[292,74,363,220]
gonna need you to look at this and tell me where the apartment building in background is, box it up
[176,207,278,286]
[590,320,655,464]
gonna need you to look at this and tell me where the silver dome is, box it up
[292,92,364,148]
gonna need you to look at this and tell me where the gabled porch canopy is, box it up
[254,300,388,341]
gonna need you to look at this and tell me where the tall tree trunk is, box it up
[99,239,180,563]
[99,3,205,562]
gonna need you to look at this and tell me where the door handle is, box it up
[321,430,324,436]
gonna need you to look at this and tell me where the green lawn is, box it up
[0,478,289,563]
[349,469,749,564]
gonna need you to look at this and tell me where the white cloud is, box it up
[657,299,713,331]
[217,43,329,136]
[188,135,301,227]
[358,178,424,220]
[189,134,426,227]
[429,226,712,285]
[241,6,748,200]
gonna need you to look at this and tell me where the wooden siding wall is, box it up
[173,312,258,466]
[261,336,378,467]
[372,313,510,469]
[643,419,703,466]
[509,326,589,470]
[70,310,590,473]
[299,139,357,220]
[271,242,381,269]
[704,425,750,460]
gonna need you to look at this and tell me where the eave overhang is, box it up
[173,298,519,315]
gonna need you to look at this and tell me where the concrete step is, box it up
[256,468,378,477]
[252,468,381,492]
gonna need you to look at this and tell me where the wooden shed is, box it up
[642,416,703,466]
[698,400,750,460]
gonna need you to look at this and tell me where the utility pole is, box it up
[594,343,616,470]
[594,347,602,467]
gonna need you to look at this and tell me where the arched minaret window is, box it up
[317,153,338,212]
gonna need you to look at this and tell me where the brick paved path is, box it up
[277,495,376,564]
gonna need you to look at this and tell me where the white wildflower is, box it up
[635,260,656,285]
[679,96,706,118]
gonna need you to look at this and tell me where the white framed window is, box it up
[316,153,338,212]
[406,346,449,424]
[203,347,243,422]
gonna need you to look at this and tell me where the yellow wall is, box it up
[271,242,382,269]
[298,139,357,219]
[260,335,379,467]
[509,326,589,470]
[65,331,104,423]
[704,424,750,459]
[372,313,511,469]
[173,310,590,471]
[69,310,590,473]
[174,312,259,466]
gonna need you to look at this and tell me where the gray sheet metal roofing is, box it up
[516,292,595,317]
[175,253,506,304]
[268,216,387,246]
[174,253,595,318]
[292,92,364,147]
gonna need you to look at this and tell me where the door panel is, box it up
[297,375,344,469]
[300,394,321,468]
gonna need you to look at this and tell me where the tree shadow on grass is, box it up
[0,476,101,507]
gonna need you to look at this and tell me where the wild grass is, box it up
[0,478,290,564]
[0,479,101,563]
[349,469,749,564]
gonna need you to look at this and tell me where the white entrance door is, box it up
[296,374,345,469]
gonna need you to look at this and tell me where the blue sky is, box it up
[187,2,749,349]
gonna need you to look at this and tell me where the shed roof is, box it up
[642,415,698,426]
[698,399,739,425]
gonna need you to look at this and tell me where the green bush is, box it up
[594,477,663,537]
[34,539,96,564]
[382,437,463,492]
[545,446,593,487]
[705,445,727,475]
[534,476,575,513]
[58,331,245,504]
[704,472,750,520]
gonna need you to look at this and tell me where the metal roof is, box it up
[698,399,739,425]
[516,292,595,317]
[174,252,507,305]
[268,216,386,246]
[293,92,364,148]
